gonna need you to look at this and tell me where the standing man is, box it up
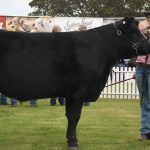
[135,12,150,140]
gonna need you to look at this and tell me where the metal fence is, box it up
[100,67,139,99]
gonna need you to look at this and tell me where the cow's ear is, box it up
[123,17,140,33]
[122,17,135,26]
[116,17,136,33]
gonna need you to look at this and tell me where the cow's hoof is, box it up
[68,146,78,150]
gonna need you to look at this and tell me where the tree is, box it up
[29,0,150,17]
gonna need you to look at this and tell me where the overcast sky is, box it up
[0,0,33,16]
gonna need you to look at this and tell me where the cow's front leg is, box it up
[65,98,83,150]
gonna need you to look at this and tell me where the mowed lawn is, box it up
[0,99,150,150]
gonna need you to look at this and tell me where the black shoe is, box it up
[60,103,65,106]
[140,132,150,140]
[51,104,56,106]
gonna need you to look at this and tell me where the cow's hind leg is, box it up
[65,98,83,150]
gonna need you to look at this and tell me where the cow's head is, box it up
[7,17,31,32]
[114,17,150,57]
[7,17,21,31]
[31,18,54,32]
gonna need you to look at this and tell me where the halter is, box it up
[113,23,147,55]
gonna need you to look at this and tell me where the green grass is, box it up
[0,99,150,150]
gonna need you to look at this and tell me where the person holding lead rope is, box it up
[135,12,150,140]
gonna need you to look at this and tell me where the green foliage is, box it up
[29,0,150,17]
[1,99,150,150]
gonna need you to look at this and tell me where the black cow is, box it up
[0,17,150,150]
